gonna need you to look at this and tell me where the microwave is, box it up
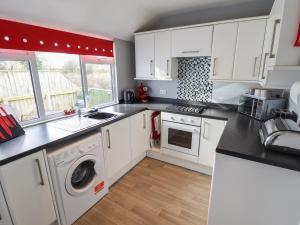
[238,94,286,120]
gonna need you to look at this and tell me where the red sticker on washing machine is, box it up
[94,181,105,194]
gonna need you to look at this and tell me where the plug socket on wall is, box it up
[160,90,167,95]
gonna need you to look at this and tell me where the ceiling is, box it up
[0,0,274,41]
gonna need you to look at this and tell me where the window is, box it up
[86,63,113,107]
[0,50,116,125]
[0,60,39,122]
[35,52,84,116]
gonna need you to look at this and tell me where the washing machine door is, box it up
[65,154,99,196]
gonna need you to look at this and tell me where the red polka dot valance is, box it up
[0,18,114,57]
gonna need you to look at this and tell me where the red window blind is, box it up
[0,19,114,57]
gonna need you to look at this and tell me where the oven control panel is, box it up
[161,112,201,126]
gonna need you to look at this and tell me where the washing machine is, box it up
[47,132,108,225]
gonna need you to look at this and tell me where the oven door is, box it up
[162,121,200,156]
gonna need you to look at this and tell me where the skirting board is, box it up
[147,150,212,176]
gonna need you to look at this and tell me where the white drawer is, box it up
[161,112,201,126]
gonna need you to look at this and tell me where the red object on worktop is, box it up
[0,18,114,57]
[0,106,24,144]
[136,83,149,103]
[295,23,300,46]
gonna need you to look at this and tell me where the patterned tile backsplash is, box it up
[177,57,213,102]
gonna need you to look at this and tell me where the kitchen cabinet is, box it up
[260,0,300,85]
[210,22,238,80]
[130,111,148,159]
[135,33,155,79]
[0,151,57,225]
[155,31,177,80]
[171,26,213,57]
[0,185,13,225]
[208,153,300,225]
[198,118,226,167]
[233,19,266,81]
[102,117,132,185]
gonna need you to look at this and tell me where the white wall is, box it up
[114,39,136,100]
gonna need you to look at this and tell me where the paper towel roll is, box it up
[290,81,300,106]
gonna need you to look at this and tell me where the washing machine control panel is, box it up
[54,141,100,166]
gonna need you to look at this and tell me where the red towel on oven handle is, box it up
[151,111,160,141]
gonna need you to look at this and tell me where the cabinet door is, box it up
[199,119,226,167]
[172,26,213,57]
[0,151,57,225]
[210,23,238,80]
[135,33,155,79]
[130,111,147,159]
[155,31,173,80]
[0,185,13,225]
[259,17,281,83]
[233,19,266,81]
[102,118,131,183]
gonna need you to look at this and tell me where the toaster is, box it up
[259,118,300,155]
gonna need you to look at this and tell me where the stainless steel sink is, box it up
[84,112,118,120]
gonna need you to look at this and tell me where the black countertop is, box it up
[1,102,300,172]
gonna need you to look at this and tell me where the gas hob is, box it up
[166,104,207,114]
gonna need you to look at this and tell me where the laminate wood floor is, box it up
[73,158,211,225]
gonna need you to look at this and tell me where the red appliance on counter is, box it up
[136,83,149,103]
[0,106,24,143]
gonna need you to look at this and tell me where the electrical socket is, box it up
[160,90,167,95]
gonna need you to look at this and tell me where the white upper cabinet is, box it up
[135,33,155,79]
[171,26,213,57]
[210,23,238,80]
[259,0,300,86]
[155,31,177,80]
[233,19,267,81]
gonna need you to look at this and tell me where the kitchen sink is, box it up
[85,112,118,120]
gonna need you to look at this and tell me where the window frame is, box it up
[0,50,118,126]
[80,56,117,109]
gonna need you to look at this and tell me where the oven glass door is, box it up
[162,121,200,156]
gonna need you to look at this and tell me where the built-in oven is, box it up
[161,112,201,157]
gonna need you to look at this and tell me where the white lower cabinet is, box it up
[198,118,226,167]
[103,112,148,186]
[130,111,148,159]
[0,184,13,225]
[0,151,58,225]
[102,117,132,186]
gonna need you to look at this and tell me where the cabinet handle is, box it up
[35,159,45,186]
[166,60,170,76]
[181,50,200,54]
[270,19,280,58]
[203,122,208,139]
[150,60,154,76]
[143,114,146,129]
[212,58,218,76]
[252,56,259,77]
[106,129,111,149]
[261,53,270,80]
